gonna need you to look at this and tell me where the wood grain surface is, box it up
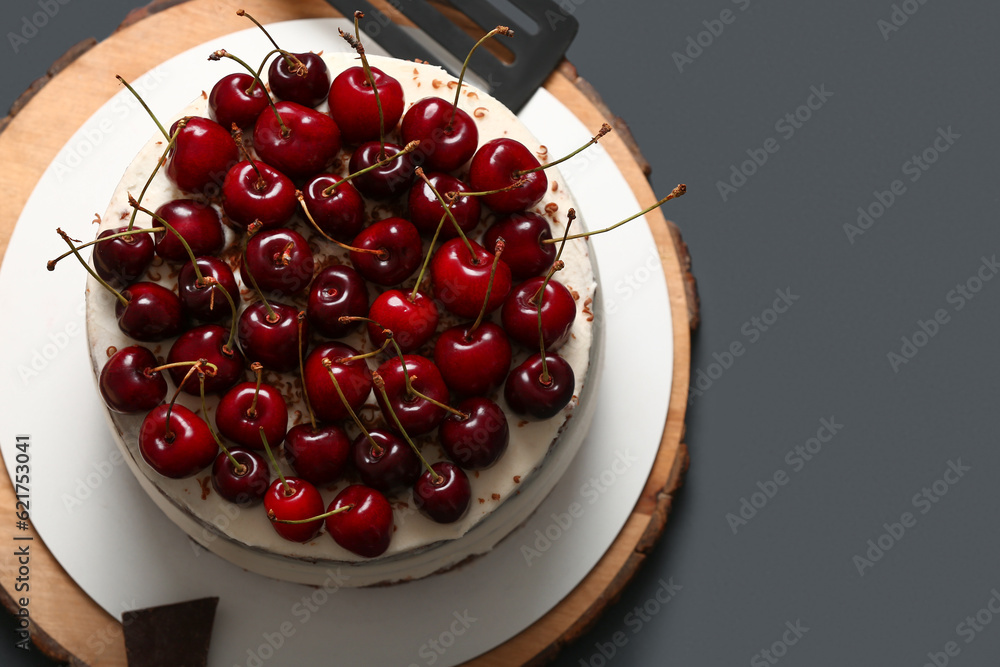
[0,1,695,664]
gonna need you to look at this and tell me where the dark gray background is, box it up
[2,1,999,665]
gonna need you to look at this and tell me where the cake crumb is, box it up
[473,471,480,478]
[119,211,129,220]
[551,181,559,192]
[537,145,548,159]
[198,476,211,500]
[201,90,207,99]
[93,213,102,224]
[491,493,500,501]
[569,287,579,300]
[474,107,487,118]
[106,346,117,358]
[432,79,443,89]
[478,498,485,504]
[583,297,594,322]
[545,202,558,218]
[513,475,521,484]
[518,420,528,427]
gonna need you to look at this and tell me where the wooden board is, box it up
[0,1,696,664]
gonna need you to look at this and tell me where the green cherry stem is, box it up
[236,9,306,74]
[247,362,264,418]
[415,167,476,260]
[321,141,421,196]
[269,504,354,524]
[537,260,564,385]
[467,238,505,337]
[449,26,513,130]
[258,427,291,497]
[409,212,447,303]
[164,361,209,441]
[385,334,468,419]
[341,13,385,156]
[209,49,290,138]
[56,229,128,308]
[372,371,443,483]
[542,184,687,244]
[242,221,279,323]
[199,371,245,473]
[448,177,528,199]
[128,195,205,283]
[296,311,318,431]
[514,123,612,178]
[296,191,386,258]
[46,226,165,271]
[321,358,380,452]
[116,75,169,140]
[126,121,183,232]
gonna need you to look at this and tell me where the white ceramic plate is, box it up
[0,18,672,666]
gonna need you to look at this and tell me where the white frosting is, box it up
[86,54,601,586]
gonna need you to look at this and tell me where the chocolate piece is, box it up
[122,597,218,667]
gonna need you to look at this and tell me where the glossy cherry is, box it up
[209,72,270,130]
[167,116,238,195]
[302,342,373,423]
[407,172,481,238]
[502,277,576,351]
[374,355,449,436]
[349,217,422,286]
[329,65,404,145]
[222,160,297,230]
[283,423,351,486]
[433,322,511,397]
[482,212,556,280]
[152,199,225,261]
[116,282,184,342]
[268,52,330,108]
[468,138,547,214]
[367,290,439,353]
[178,257,239,323]
[325,484,394,557]
[413,461,471,524]
[253,101,341,180]
[348,141,415,200]
[211,448,270,506]
[99,345,166,413]
[216,380,288,450]
[351,428,421,493]
[242,228,315,297]
[430,238,512,319]
[265,477,325,542]
[93,227,155,288]
[238,301,302,372]
[400,97,478,172]
[439,397,509,470]
[301,174,365,241]
[504,352,575,419]
[167,324,245,394]
[138,404,218,478]
[307,265,370,339]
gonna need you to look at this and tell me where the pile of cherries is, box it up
[57,13,601,560]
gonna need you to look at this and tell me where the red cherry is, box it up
[167,116,238,195]
[374,355,448,436]
[253,101,341,179]
[307,265,370,339]
[301,174,365,241]
[167,324,245,394]
[138,404,218,478]
[367,289,439,353]
[222,160,297,230]
[116,282,183,342]
[504,353,575,419]
[283,423,350,486]
[433,322,511,397]
[482,212,556,280]
[351,429,421,493]
[329,66,404,145]
[501,277,577,351]
[178,257,239,323]
[430,238,512,319]
[216,381,288,450]
[325,484,393,557]
[242,228,315,297]
[468,138,547,213]
[349,217,422,286]
[99,345,166,413]
[265,477,325,542]
[348,141,415,200]
[413,462,471,524]
[439,397,509,470]
[237,301,302,372]
[303,342,373,423]
[407,172,481,239]
[93,227,154,288]
[211,448,270,506]
[209,72,269,130]
[400,98,478,172]
[268,52,330,108]
[153,199,225,262]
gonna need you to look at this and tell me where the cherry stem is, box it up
[515,123,612,178]
[451,177,528,199]
[56,229,128,308]
[165,362,205,440]
[199,372,244,473]
[385,334,468,419]
[47,227,165,271]
[236,9,306,74]
[543,184,687,244]
[322,358,379,452]
[337,338,391,363]
[372,372,442,483]
[230,123,267,189]
[537,260,564,385]
[247,47,287,93]
[415,168,475,260]
[247,362,264,418]
[268,503,354,524]
[554,208,575,264]
[129,195,205,283]
[296,311,318,431]
[409,212,446,303]
[116,75,169,141]
[468,238,505,336]
[321,141,420,196]
[126,122,182,232]
[342,15,385,156]
[296,192,387,259]
[210,49,290,137]
[149,360,219,375]
[449,26,513,130]
[258,427,291,496]
[197,275,240,353]
[242,222,279,322]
